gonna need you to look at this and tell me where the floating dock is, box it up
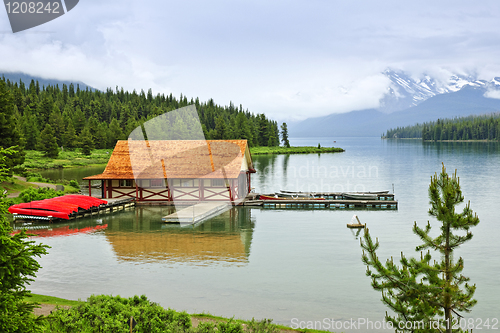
[243,199,397,209]
[162,202,231,225]
[242,192,398,210]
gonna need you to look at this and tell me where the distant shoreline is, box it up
[250,146,345,155]
[382,138,499,142]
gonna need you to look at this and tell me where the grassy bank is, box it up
[250,146,344,155]
[1,176,37,196]
[28,294,82,307]
[21,149,112,170]
[26,294,330,333]
[19,146,344,172]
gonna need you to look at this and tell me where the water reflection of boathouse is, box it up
[104,207,255,265]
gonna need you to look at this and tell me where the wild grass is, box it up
[250,146,344,155]
[27,294,329,333]
[26,294,82,307]
[21,149,112,170]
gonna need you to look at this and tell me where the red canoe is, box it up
[8,195,108,220]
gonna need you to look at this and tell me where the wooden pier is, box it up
[241,191,398,210]
[243,199,397,209]
[162,202,231,225]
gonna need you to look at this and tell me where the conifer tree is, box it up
[361,165,479,333]
[214,116,227,140]
[0,147,49,332]
[39,124,59,158]
[80,126,94,156]
[0,80,25,171]
[281,122,290,148]
[63,122,78,149]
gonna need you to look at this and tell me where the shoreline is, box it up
[249,146,344,155]
[382,138,499,142]
[20,146,345,171]
[29,293,328,333]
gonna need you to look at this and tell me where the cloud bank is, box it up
[1,0,500,120]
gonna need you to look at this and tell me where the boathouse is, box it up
[83,140,255,202]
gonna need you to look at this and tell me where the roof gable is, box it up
[85,140,252,180]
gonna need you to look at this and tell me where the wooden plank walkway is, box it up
[243,199,398,209]
[162,202,231,225]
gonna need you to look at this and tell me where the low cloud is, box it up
[1,0,500,121]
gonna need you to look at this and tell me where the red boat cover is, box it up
[8,195,108,220]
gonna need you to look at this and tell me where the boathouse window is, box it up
[181,179,193,187]
[120,179,132,187]
[212,179,225,187]
[151,179,164,187]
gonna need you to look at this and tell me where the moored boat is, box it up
[342,193,377,200]
[259,194,325,200]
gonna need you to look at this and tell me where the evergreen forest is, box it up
[383,113,500,141]
[0,76,280,167]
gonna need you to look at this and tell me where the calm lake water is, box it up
[27,137,500,332]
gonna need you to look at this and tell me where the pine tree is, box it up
[94,123,108,149]
[0,80,25,171]
[21,106,40,149]
[108,118,124,147]
[62,122,78,149]
[0,147,49,332]
[214,116,227,140]
[361,165,479,333]
[39,124,59,158]
[80,126,94,156]
[49,106,65,146]
[280,122,290,148]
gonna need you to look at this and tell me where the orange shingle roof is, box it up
[84,140,252,180]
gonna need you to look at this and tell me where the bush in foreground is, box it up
[44,295,191,333]
[0,147,50,333]
[43,294,280,333]
[19,187,64,203]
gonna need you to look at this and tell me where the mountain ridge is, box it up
[0,72,96,91]
[290,85,500,137]
[290,70,500,137]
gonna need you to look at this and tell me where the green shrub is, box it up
[218,319,244,333]
[195,321,217,333]
[246,318,279,333]
[11,165,26,175]
[69,180,80,189]
[23,172,50,183]
[43,295,192,333]
[19,187,63,203]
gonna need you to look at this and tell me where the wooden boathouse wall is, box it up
[84,140,255,203]
[96,172,250,202]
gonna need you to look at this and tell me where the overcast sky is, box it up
[1,0,500,120]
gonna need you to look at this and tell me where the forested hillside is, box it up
[383,113,500,141]
[0,76,279,166]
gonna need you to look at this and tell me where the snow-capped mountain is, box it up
[379,69,500,113]
[289,70,500,138]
